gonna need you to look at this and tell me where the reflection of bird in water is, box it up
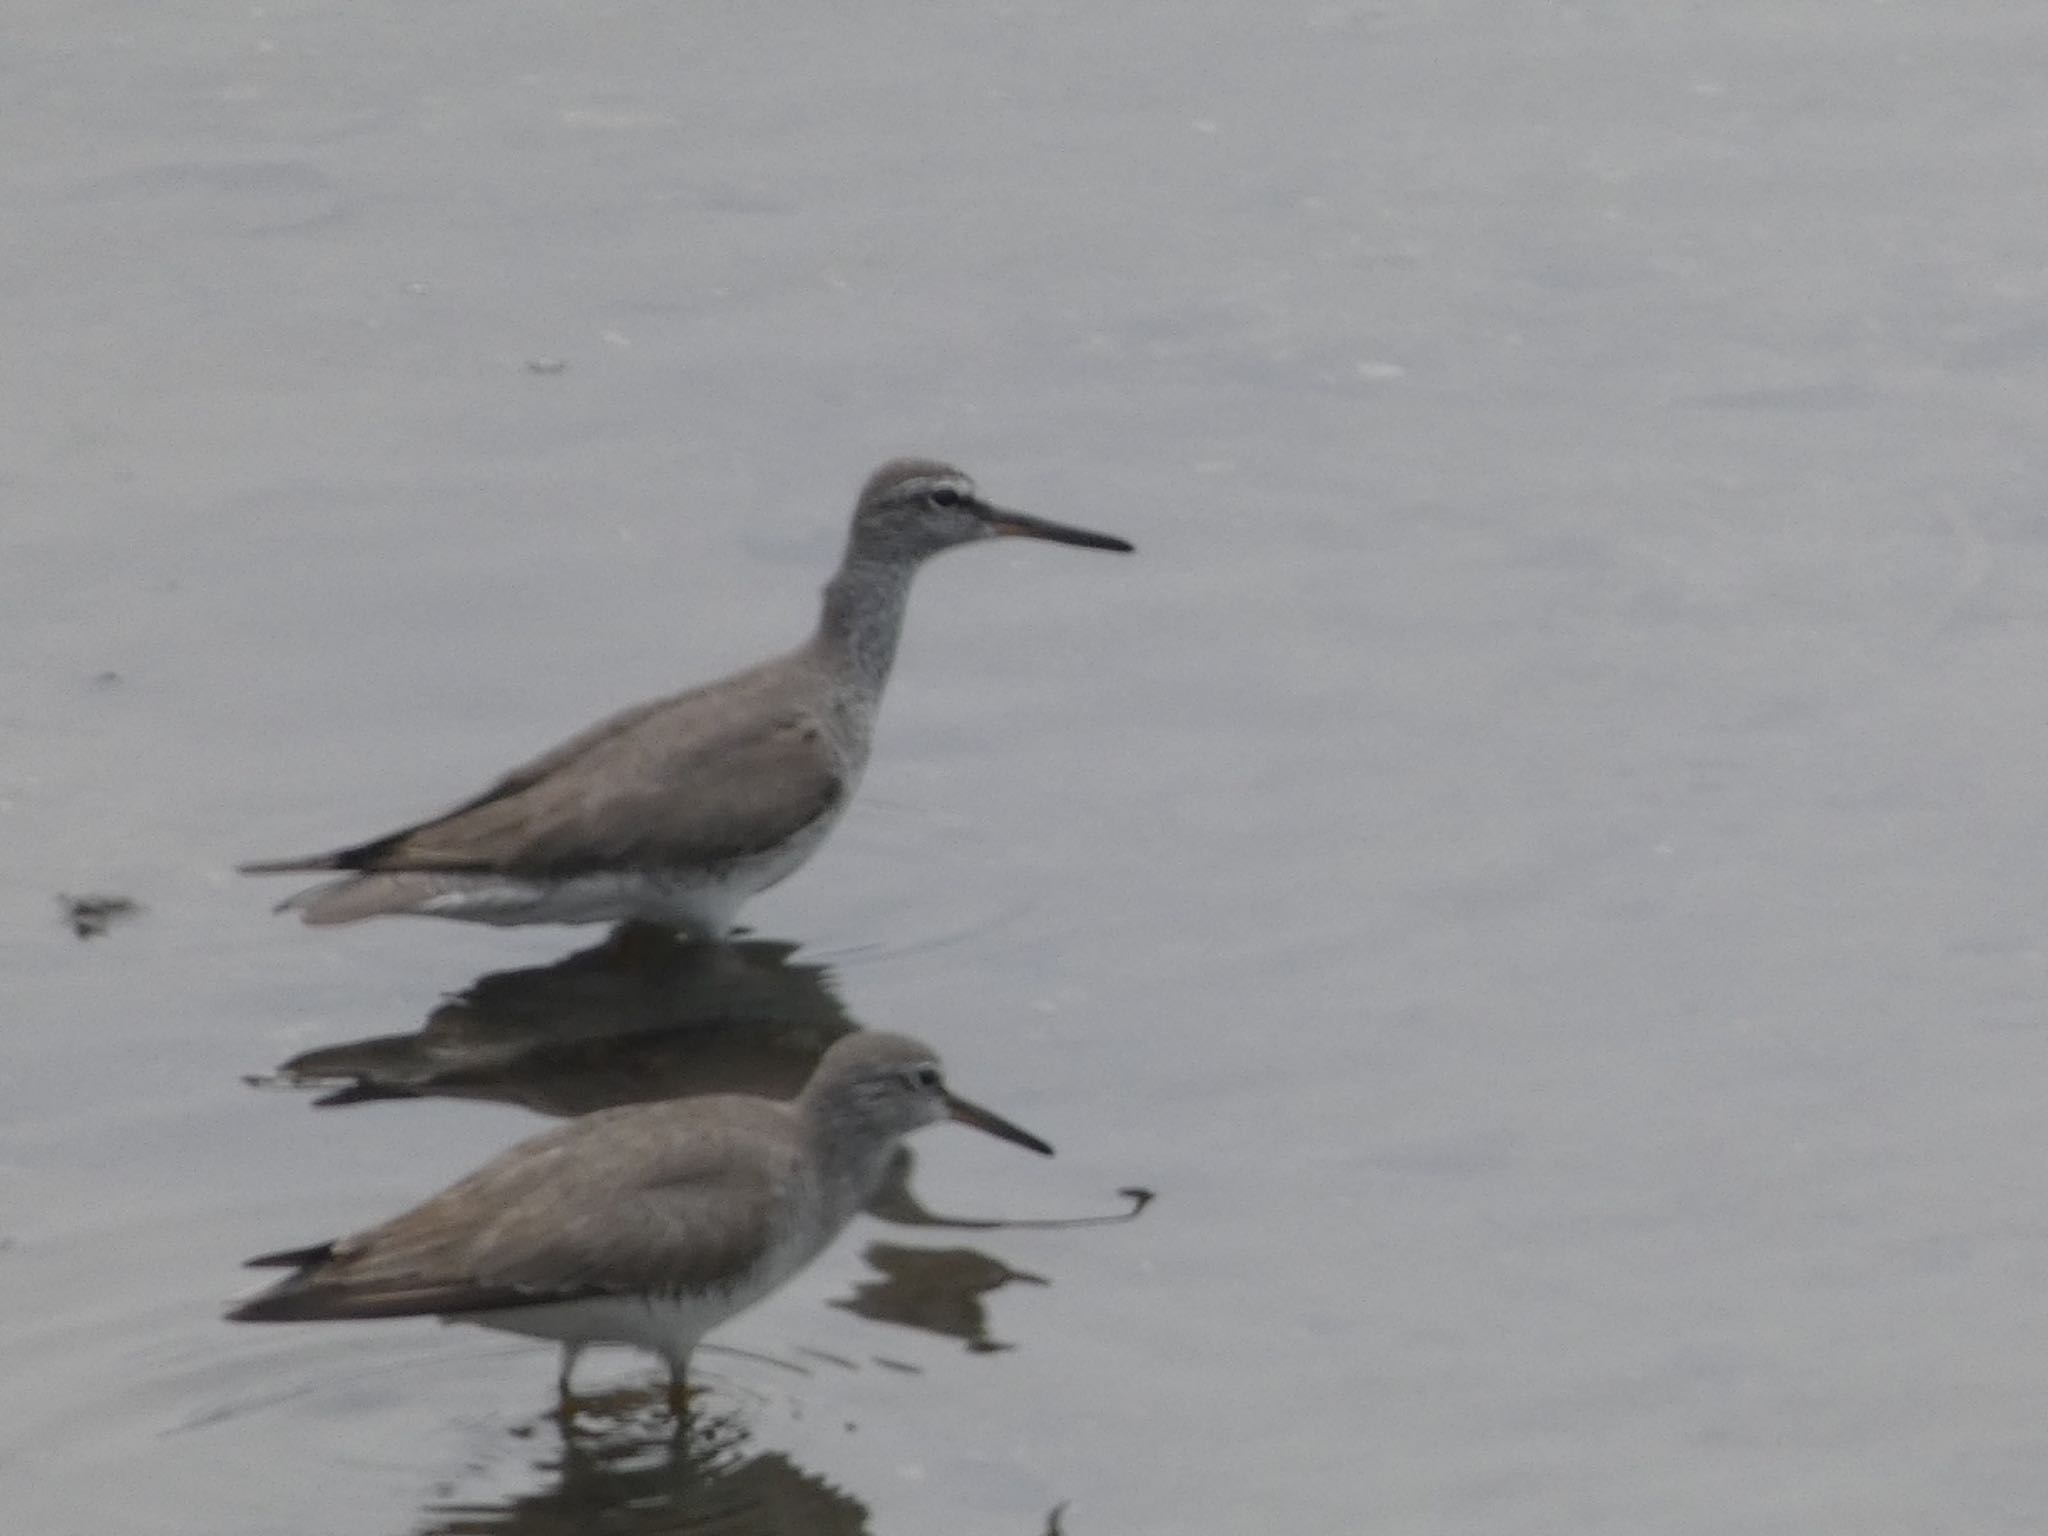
[833,1244,1048,1355]
[268,926,855,1117]
[240,458,1132,932]
[420,1398,871,1536]
[229,1033,1054,1413]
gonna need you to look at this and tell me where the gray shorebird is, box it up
[227,1031,1051,1410]
[240,459,1132,930]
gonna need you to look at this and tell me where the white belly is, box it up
[413,802,848,932]
[457,1235,821,1370]
[463,1290,742,1368]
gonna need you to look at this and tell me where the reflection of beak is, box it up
[946,1090,1056,1156]
[978,502,1134,554]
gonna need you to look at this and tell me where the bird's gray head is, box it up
[804,1030,1054,1156]
[846,458,1134,565]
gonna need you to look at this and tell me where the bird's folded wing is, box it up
[234,1107,796,1320]
[346,706,845,878]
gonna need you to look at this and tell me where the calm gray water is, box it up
[9,2,2048,1531]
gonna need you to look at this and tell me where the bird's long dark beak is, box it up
[946,1090,1056,1156]
[977,503,1134,554]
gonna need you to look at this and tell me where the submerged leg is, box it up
[665,1357,693,1420]
[554,1343,586,1420]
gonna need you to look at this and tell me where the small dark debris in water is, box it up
[1117,1186,1156,1214]
[90,670,122,688]
[1045,1502,1069,1535]
[61,893,141,939]
[526,356,569,375]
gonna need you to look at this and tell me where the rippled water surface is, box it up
[12,3,2048,1532]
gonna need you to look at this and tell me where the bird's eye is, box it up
[928,486,962,509]
[913,1066,942,1090]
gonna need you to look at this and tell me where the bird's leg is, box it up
[554,1344,585,1424]
[665,1358,693,1420]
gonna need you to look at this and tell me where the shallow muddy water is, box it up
[10,3,2048,1532]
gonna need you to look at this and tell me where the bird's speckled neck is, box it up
[815,551,918,699]
[800,1093,907,1229]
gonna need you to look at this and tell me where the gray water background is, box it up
[8,2,2048,1531]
